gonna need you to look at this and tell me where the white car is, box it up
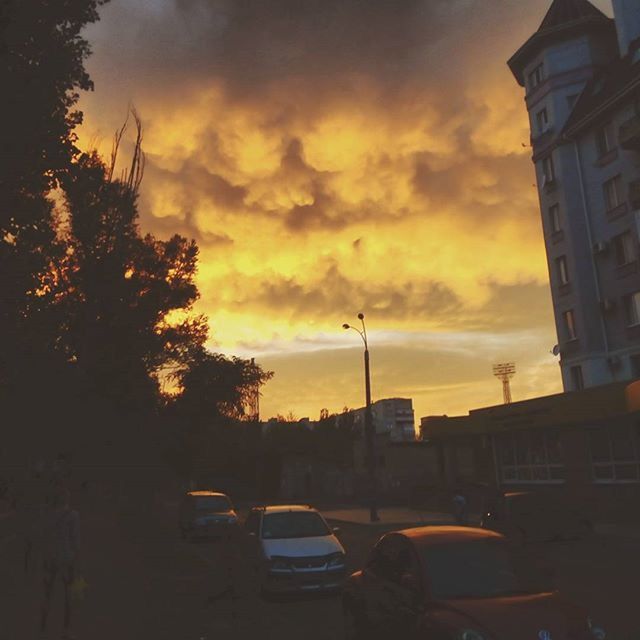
[244,504,346,594]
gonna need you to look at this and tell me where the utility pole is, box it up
[343,313,380,522]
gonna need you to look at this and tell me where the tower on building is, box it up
[508,0,640,392]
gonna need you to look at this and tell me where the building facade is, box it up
[350,397,416,442]
[421,381,640,521]
[509,0,640,391]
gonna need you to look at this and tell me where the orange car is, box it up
[342,526,606,640]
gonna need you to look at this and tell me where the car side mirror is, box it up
[332,526,341,535]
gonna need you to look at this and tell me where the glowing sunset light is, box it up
[76,0,612,420]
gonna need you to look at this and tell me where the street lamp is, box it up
[343,313,380,522]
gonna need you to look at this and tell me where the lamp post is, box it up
[343,313,379,522]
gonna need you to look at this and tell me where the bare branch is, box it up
[108,112,129,183]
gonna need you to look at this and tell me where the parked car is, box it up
[244,504,346,594]
[342,526,606,640]
[480,491,593,543]
[179,491,238,540]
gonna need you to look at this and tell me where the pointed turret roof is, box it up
[538,0,609,32]
[508,0,614,86]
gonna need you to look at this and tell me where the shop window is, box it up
[588,425,640,483]
[496,430,565,484]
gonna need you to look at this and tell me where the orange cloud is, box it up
[74,0,597,419]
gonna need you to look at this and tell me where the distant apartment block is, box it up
[509,0,640,391]
[349,397,416,442]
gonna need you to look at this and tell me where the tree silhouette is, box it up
[60,116,207,409]
[166,351,273,480]
[0,0,109,420]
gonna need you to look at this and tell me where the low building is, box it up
[421,380,640,521]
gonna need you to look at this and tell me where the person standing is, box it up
[17,467,46,576]
[452,490,469,526]
[39,489,80,639]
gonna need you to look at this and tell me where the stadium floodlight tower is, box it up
[493,363,516,405]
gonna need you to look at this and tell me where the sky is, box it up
[78,0,613,423]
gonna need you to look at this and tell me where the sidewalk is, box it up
[323,506,478,528]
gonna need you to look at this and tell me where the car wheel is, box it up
[343,603,367,640]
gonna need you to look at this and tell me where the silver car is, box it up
[179,491,238,540]
[245,504,346,594]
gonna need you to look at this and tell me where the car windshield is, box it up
[261,512,330,539]
[194,496,232,512]
[421,540,549,600]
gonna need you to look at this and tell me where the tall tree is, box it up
[61,126,208,409]
[0,0,109,398]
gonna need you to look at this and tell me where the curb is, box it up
[326,517,455,529]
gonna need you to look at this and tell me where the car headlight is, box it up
[588,618,606,640]
[458,631,486,640]
[327,552,346,568]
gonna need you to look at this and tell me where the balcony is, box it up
[630,180,640,210]
[619,115,640,150]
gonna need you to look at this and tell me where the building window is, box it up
[496,429,564,484]
[528,63,544,90]
[563,309,577,340]
[556,255,570,285]
[541,156,556,189]
[612,231,636,266]
[549,204,562,233]
[570,365,584,391]
[624,291,640,326]
[589,425,640,483]
[542,156,556,182]
[596,122,616,157]
[536,108,549,134]
[603,175,623,211]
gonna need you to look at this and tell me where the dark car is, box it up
[179,491,238,540]
[480,491,593,543]
[342,526,606,640]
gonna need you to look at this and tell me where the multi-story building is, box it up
[508,0,640,391]
[350,397,416,442]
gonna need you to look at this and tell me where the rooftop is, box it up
[538,0,609,31]
[186,491,227,497]
[564,44,640,136]
[257,504,316,513]
[421,381,640,438]
[508,0,614,86]
[398,526,503,546]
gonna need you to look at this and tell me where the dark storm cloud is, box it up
[232,261,462,323]
[88,0,550,103]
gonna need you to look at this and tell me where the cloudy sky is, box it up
[78,0,612,423]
